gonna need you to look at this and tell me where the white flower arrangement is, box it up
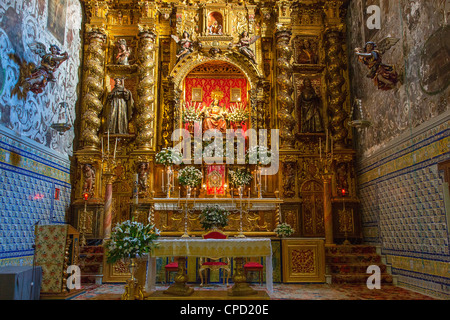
[177,166,203,187]
[199,205,230,231]
[274,223,294,237]
[228,168,252,186]
[182,101,204,122]
[155,147,183,165]
[246,145,275,165]
[104,220,160,264]
[228,102,248,123]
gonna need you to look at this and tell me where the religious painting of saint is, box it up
[295,37,319,65]
[207,12,224,35]
[47,0,67,45]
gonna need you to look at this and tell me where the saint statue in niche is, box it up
[354,39,399,91]
[172,31,194,62]
[104,78,134,134]
[297,39,318,64]
[298,79,324,133]
[24,43,69,94]
[202,90,228,133]
[207,12,223,35]
[115,39,131,65]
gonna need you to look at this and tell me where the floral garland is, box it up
[177,166,203,187]
[199,205,230,231]
[155,147,183,165]
[274,223,294,237]
[228,167,252,186]
[246,145,274,165]
[104,220,160,264]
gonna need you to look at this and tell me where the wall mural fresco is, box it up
[0,0,82,157]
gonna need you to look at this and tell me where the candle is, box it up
[325,129,328,152]
[107,130,110,154]
[101,136,104,158]
[162,168,164,189]
[331,135,333,157]
[264,169,267,191]
[133,173,138,204]
[113,138,118,160]
[319,137,322,159]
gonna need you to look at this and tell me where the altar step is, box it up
[325,245,396,285]
[79,244,104,285]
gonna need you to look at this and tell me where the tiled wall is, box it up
[0,126,71,267]
[357,115,450,298]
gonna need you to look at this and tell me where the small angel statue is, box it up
[25,43,69,94]
[115,39,131,65]
[171,31,194,62]
[230,31,260,64]
[355,38,399,90]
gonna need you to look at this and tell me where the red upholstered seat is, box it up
[244,262,263,268]
[199,230,230,286]
[244,260,264,285]
[164,260,179,283]
[202,261,227,266]
[203,231,227,239]
[165,262,178,269]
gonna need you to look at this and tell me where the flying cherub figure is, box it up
[355,37,399,90]
[24,42,69,94]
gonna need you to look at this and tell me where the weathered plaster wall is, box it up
[0,0,82,267]
[348,0,449,298]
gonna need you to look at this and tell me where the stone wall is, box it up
[347,0,449,298]
[0,0,82,267]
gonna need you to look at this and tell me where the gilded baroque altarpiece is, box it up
[71,0,359,282]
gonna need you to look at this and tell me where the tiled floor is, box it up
[71,283,439,300]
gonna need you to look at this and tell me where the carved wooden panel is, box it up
[300,180,324,237]
[282,239,325,283]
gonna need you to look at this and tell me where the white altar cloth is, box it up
[145,237,273,294]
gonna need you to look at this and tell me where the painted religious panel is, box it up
[47,0,67,45]
[294,36,319,65]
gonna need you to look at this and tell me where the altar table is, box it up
[145,237,273,296]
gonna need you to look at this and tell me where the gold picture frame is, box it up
[230,88,241,102]
[192,87,203,101]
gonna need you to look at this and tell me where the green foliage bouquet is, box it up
[104,220,160,264]
[228,167,252,186]
[155,147,183,165]
[274,223,294,237]
[177,166,203,187]
[199,205,230,231]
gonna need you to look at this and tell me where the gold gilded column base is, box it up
[121,279,145,300]
[163,257,194,296]
[163,282,194,296]
[228,257,257,296]
[228,283,258,296]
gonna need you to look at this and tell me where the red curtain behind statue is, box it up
[185,77,248,195]
[184,77,248,110]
